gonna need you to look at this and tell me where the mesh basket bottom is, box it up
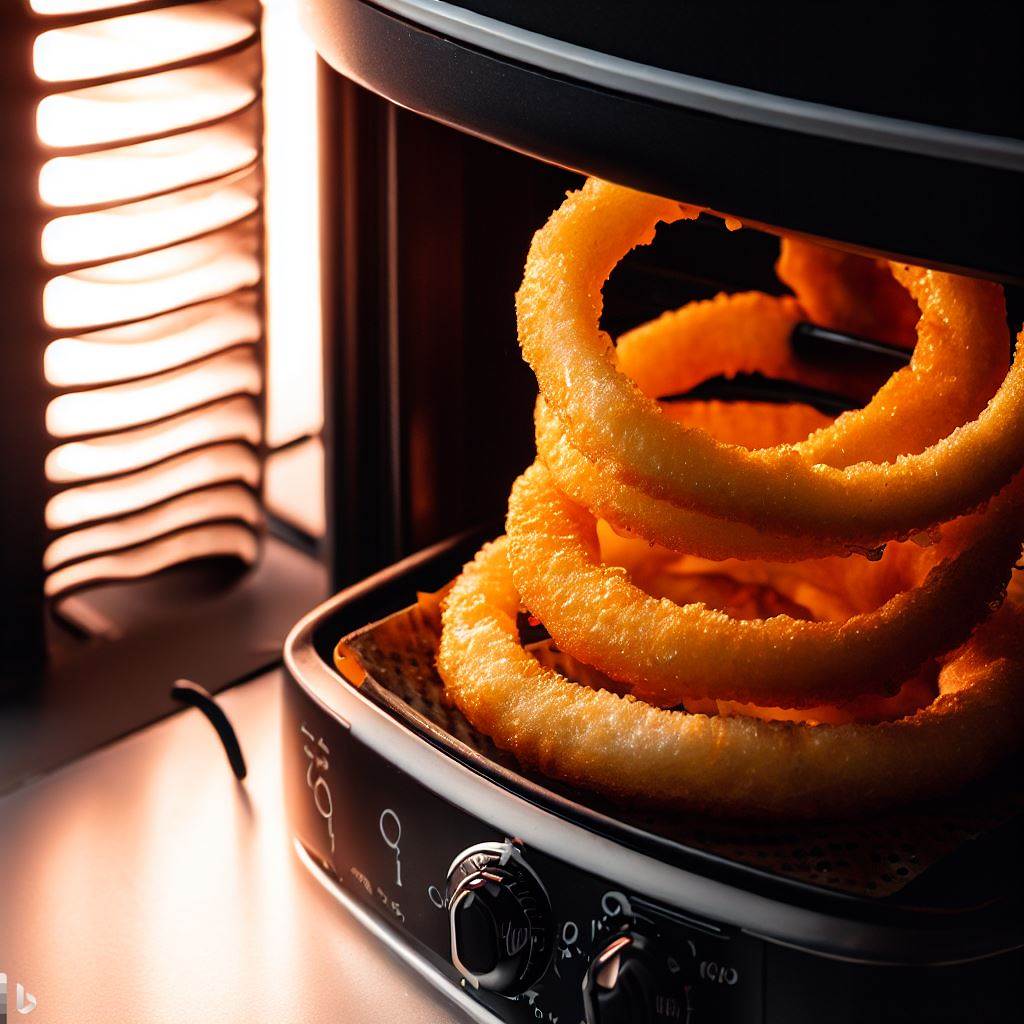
[342,600,1023,900]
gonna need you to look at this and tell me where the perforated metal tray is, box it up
[342,595,1024,901]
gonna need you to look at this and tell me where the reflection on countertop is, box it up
[0,669,466,1024]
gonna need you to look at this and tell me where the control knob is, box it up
[582,930,691,1024]
[446,842,552,996]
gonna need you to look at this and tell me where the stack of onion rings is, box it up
[438,177,1024,819]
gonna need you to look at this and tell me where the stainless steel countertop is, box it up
[0,670,470,1023]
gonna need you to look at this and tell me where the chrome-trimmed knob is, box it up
[583,930,692,1024]
[446,842,552,996]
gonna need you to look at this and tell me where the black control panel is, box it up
[283,677,763,1023]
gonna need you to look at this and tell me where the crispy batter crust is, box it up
[536,398,840,561]
[517,178,1020,545]
[438,539,1024,820]
[435,177,1024,818]
[506,462,1023,708]
[776,237,921,349]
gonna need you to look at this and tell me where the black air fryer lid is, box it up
[302,0,1024,282]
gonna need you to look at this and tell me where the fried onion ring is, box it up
[536,397,844,562]
[433,176,1024,819]
[505,461,1023,708]
[438,538,1024,820]
[776,236,920,349]
[517,178,1019,545]
[616,263,1007,469]
[537,265,1008,559]
[609,289,849,402]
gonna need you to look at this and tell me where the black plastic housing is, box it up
[302,0,1024,283]
[283,531,1024,1024]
